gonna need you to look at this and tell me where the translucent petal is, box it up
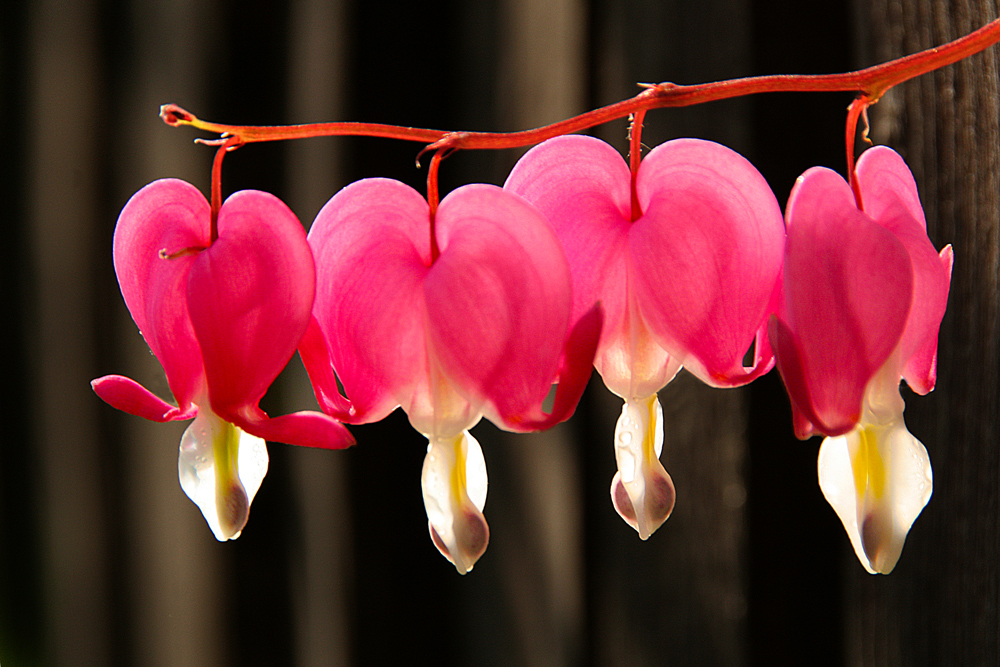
[113,179,209,410]
[818,401,932,574]
[610,394,676,540]
[631,139,784,387]
[776,166,914,438]
[178,408,269,541]
[187,190,315,417]
[420,430,489,574]
[308,178,433,424]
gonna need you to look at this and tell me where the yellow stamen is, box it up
[213,419,249,538]
[852,426,886,501]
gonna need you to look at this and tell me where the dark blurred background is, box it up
[1,0,997,665]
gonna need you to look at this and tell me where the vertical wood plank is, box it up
[27,1,110,664]
[852,1,1000,664]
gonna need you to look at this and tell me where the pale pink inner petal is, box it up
[630,138,784,387]
[186,190,315,417]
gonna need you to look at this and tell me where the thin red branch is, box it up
[160,17,1000,157]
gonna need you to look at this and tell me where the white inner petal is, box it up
[178,408,269,541]
[611,394,673,540]
[818,404,932,574]
[421,430,490,573]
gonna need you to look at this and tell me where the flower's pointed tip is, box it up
[860,513,898,574]
[429,510,490,575]
[610,395,675,539]
[611,468,675,540]
[818,415,933,575]
[215,478,250,540]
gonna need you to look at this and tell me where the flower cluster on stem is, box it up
[93,19,998,572]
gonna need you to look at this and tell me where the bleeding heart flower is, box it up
[92,179,353,541]
[301,178,600,573]
[771,146,952,573]
[506,135,785,539]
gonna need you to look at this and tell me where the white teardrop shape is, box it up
[421,430,489,574]
[178,408,269,541]
[818,410,931,574]
[610,394,675,540]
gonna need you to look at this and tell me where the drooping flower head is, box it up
[93,179,353,541]
[771,146,952,573]
[506,135,785,538]
[301,179,599,573]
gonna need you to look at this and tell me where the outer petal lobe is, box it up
[113,179,209,410]
[427,184,572,427]
[630,139,784,387]
[775,167,913,438]
[307,178,433,426]
[855,147,952,395]
[187,190,316,419]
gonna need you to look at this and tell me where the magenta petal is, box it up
[426,184,572,422]
[308,178,432,424]
[777,166,913,437]
[490,301,602,431]
[113,179,209,410]
[768,317,823,438]
[630,139,785,387]
[504,134,631,354]
[92,375,198,422]
[855,147,953,395]
[298,315,355,420]
[186,190,315,417]
[234,408,354,450]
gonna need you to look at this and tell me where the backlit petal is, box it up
[631,139,784,387]
[426,184,572,425]
[92,375,198,422]
[776,167,913,437]
[855,147,952,395]
[818,400,932,574]
[421,430,490,574]
[178,407,270,541]
[113,179,209,410]
[186,190,316,418]
[609,394,676,539]
[308,178,433,425]
[504,135,675,398]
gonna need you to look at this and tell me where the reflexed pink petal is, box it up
[425,184,572,423]
[776,167,913,438]
[487,300,602,431]
[234,407,355,450]
[186,190,316,418]
[113,179,209,410]
[308,178,433,424]
[631,139,784,387]
[856,147,953,395]
[92,375,198,422]
[503,134,631,366]
[298,315,355,420]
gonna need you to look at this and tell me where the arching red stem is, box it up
[629,110,646,222]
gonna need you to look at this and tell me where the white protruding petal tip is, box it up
[818,414,931,575]
[178,409,269,541]
[611,395,675,540]
[421,431,490,574]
